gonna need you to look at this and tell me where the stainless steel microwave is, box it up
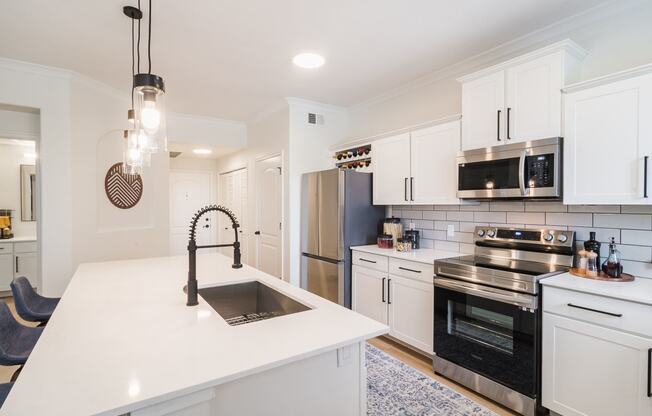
[457,137,562,199]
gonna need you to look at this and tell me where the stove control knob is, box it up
[557,234,568,243]
[544,233,554,242]
[487,229,495,238]
[477,229,485,237]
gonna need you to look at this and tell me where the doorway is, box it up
[254,155,283,278]
[169,171,214,255]
[218,168,247,262]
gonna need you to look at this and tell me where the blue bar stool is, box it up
[10,277,60,326]
[0,302,43,381]
[0,382,13,408]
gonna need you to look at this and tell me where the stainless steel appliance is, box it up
[300,169,384,308]
[457,137,562,199]
[433,226,575,416]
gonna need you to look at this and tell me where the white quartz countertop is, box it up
[0,236,36,242]
[541,272,652,306]
[350,244,461,264]
[1,253,388,416]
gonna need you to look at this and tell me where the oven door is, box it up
[433,277,538,397]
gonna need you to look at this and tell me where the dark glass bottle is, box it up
[583,231,601,267]
[602,237,623,278]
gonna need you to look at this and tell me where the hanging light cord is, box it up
[137,0,141,74]
[130,17,135,108]
[148,0,152,74]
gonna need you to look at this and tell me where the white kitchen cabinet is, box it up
[15,252,37,283]
[459,40,584,150]
[372,133,411,205]
[0,254,13,291]
[410,121,461,205]
[461,71,505,150]
[387,275,433,354]
[352,265,388,325]
[564,70,652,205]
[372,120,462,205]
[542,313,652,416]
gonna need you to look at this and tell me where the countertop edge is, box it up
[350,245,461,264]
[540,273,652,306]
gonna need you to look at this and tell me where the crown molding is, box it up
[329,113,461,151]
[350,0,644,111]
[0,57,73,80]
[563,63,652,93]
[285,97,347,113]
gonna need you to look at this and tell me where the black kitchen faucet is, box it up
[186,205,242,306]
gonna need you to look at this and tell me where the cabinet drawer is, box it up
[14,242,36,253]
[0,243,12,254]
[352,251,388,272]
[389,258,433,283]
[543,286,652,338]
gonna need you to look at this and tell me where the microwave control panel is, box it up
[525,154,554,188]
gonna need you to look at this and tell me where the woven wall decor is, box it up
[104,162,143,209]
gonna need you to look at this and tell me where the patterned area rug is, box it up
[366,343,499,416]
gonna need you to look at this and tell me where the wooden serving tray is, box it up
[569,268,635,282]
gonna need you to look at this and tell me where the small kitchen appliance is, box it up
[403,229,420,249]
[433,226,575,416]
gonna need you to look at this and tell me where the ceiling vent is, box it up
[308,113,324,125]
[169,151,182,158]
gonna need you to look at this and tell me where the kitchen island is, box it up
[0,253,388,416]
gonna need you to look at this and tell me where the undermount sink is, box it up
[198,281,311,326]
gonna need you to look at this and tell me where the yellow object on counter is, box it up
[0,216,10,229]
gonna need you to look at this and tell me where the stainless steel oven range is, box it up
[433,226,575,416]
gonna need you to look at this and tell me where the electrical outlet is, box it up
[409,222,415,230]
[447,224,455,237]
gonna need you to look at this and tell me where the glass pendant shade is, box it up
[123,130,144,175]
[133,73,167,153]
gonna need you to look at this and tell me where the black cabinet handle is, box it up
[497,109,502,141]
[404,178,408,201]
[506,107,512,140]
[15,256,18,274]
[360,258,377,264]
[382,277,386,303]
[644,156,649,198]
[410,177,414,201]
[387,279,392,304]
[254,231,261,235]
[398,266,421,274]
[567,303,622,317]
[648,348,651,398]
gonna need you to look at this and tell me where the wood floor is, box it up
[369,336,519,416]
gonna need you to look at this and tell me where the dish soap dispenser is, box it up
[601,237,623,278]
[583,231,601,267]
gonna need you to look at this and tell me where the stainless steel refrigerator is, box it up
[300,169,385,308]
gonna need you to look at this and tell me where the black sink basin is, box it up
[198,281,311,326]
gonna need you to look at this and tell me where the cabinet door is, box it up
[542,313,652,416]
[387,275,433,354]
[506,52,563,142]
[372,133,412,205]
[352,266,388,325]
[0,254,13,291]
[461,71,505,150]
[410,121,461,204]
[15,252,37,285]
[564,73,652,204]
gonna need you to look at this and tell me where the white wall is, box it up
[346,0,652,140]
[287,99,350,286]
[0,141,37,237]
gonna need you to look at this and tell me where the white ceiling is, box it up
[0,0,611,122]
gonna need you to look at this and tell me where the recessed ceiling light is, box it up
[292,53,325,69]
[193,148,212,155]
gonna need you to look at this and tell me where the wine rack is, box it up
[334,144,372,172]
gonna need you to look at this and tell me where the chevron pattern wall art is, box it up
[104,162,143,209]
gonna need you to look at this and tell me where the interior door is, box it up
[410,121,461,204]
[219,168,248,261]
[506,53,562,142]
[169,171,212,255]
[372,133,411,205]
[461,70,505,150]
[255,156,282,278]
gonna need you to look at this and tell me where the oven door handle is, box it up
[518,149,528,196]
[434,277,537,310]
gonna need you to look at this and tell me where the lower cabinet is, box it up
[352,252,434,355]
[542,287,652,416]
[0,253,13,291]
[0,241,38,291]
[15,252,37,284]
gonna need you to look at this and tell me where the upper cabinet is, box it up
[459,40,585,151]
[563,69,652,205]
[372,120,461,205]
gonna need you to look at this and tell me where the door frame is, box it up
[218,166,248,261]
[254,152,285,280]
[168,169,217,254]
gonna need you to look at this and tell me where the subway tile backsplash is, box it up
[390,202,652,279]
